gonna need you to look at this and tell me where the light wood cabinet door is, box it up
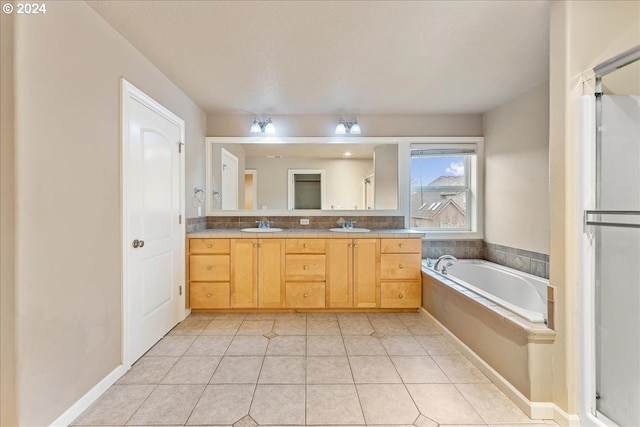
[380,238,421,254]
[285,254,326,282]
[190,282,230,309]
[286,282,326,308]
[230,239,257,308]
[189,254,230,281]
[380,281,421,308]
[258,239,286,308]
[353,239,380,308]
[380,253,421,280]
[326,239,354,308]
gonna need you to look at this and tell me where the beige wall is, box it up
[1,10,17,427]
[483,82,550,254]
[11,2,205,425]
[549,0,639,417]
[207,113,483,137]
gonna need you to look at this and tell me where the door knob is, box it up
[139,240,144,247]
[132,239,144,248]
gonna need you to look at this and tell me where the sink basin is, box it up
[240,228,283,232]
[329,228,371,233]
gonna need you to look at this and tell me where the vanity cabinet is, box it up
[188,239,230,309]
[326,239,380,308]
[188,233,422,311]
[230,238,285,308]
[285,239,326,308]
[380,239,422,308]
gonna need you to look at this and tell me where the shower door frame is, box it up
[578,45,640,427]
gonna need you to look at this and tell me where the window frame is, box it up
[401,137,484,240]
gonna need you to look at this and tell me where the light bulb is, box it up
[349,120,361,134]
[250,119,260,133]
[264,121,276,134]
[335,121,346,134]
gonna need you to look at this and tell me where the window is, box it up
[410,142,482,236]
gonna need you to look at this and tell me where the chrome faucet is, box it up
[343,220,357,229]
[256,218,272,229]
[434,255,458,274]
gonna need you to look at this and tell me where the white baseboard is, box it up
[418,308,581,427]
[49,364,126,427]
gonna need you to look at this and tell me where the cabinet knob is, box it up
[399,264,404,269]
[303,293,308,298]
[207,293,212,298]
[354,244,358,248]
[303,243,308,248]
[399,243,404,248]
[207,244,212,248]
[303,265,309,270]
[399,293,404,299]
[206,266,212,271]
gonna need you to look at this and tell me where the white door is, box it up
[221,148,238,209]
[122,80,185,365]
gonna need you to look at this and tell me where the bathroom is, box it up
[2,1,639,426]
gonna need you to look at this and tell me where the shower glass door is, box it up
[593,94,640,426]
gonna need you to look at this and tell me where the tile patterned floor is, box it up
[72,312,559,426]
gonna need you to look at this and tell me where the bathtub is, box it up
[423,259,548,324]
[421,258,556,418]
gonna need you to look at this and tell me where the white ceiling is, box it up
[88,0,551,116]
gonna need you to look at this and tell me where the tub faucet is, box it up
[434,255,458,274]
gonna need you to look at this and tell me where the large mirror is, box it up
[205,137,399,214]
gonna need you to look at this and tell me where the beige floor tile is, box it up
[184,335,233,356]
[406,323,441,336]
[432,354,490,383]
[406,383,484,425]
[413,414,439,427]
[349,356,402,384]
[273,319,307,335]
[212,313,246,320]
[391,355,450,383]
[415,335,460,355]
[161,356,221,384]
[237,320,275,335]
[306,384,365,425]
[338,313,370,321]
[250,384,305,425]
[306,356,354,384]
[117,356,178,385]
[168,319,212,336]
[307,312,337,321]
[356,384,419,425]
[380,336,427,355]
[226,336,269,356]
[368,319,412,336]
[210,356,263,384]
[258,356,306,384]
[339,320,375,336]
[71,385,154,425]
[307,335,346,356]
[306,319,341,336]
[245,313,278,320]
[201,319,242,336]
[145,336,197,357]
[187,384,254,425]
[343,336,387,356]
[126,384,204,425]
[266,335,306,356]
[187,312,218,320]
[457,383,532,424]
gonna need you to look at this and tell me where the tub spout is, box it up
[434,255,458,273]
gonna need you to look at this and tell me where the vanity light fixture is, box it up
[335,118,361,135]
[250,117,276,134]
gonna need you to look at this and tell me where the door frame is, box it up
[221,147,239,210]
[120,79,186,369]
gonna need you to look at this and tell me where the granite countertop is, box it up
[187,229,425,238]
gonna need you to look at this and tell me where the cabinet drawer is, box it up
[190,282,230,309]
[286,282,326,308]
[286,239,326,254]
[286,254,326,281]
[381,281,421,308]
[189,254,230,281]
[189,238,230,254]
[380,253,421,280]
[380,239,421,254]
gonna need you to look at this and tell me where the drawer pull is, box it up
[399,293,404,299]
[207,293,212,298]
[207,244,212,248]
[206,266,212,271]
[303,265,309,270]
[399,264,404,269]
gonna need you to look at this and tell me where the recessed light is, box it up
[343,152,353,157]
[266,155,283,159]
